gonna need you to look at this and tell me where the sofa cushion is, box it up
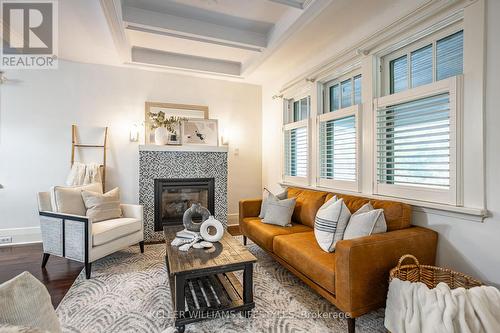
[325,193,411,231]
[273,232,336,294]
[287,188,328,228]
[241,217,311,252]
[92,217,141,246]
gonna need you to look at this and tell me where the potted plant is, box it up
[147,111,185,145]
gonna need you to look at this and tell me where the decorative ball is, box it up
[183,203,210,232]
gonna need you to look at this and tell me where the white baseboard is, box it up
[0,227,41,246]
[227,213,239,225]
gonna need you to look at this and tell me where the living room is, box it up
[1,0,499,332]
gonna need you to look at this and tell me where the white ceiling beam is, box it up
[242,0,333,76]
[131,47,241,76]
[99,0,131,62]
[267,0,306,9]
[123,6,268,51]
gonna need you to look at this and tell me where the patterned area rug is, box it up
[56,241,385,332]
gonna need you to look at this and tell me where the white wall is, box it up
[262,0,500,286]
[0,60,262,243]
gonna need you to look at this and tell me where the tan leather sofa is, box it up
[239,187,438,332]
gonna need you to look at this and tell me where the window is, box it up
[287,96,310,123]
[284,127,308,177]
[385,30,463,95]
[326,74,362,112]
[375,77,461,204]
[319,73,361,191]
[283,96,310,183]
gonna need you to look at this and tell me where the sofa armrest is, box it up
[334,226,438,317]
[239,199,262,222]
[121,204,143,220]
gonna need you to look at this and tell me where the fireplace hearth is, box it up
[154,178,215,231]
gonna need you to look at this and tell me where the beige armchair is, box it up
[37,183,144,279]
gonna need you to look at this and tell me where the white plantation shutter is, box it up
[318,105,360,191]
[283,94,310,183]
[320,116,356,181]
[284,126,308,177]
[377,93,450,188]
[374,76,461,205]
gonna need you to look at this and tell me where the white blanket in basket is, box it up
[385,278,500,333]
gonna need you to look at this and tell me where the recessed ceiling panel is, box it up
[126,28,258,63]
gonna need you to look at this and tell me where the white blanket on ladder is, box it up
[385,278,500,333]
[65,162,102,186]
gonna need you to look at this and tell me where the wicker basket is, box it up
[389,254,482,289]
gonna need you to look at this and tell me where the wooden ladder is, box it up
[71,124,108,191]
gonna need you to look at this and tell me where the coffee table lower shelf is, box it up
[167,269,254,332]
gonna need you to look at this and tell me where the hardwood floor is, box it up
[0,243,83,307]
[0,225,242,308]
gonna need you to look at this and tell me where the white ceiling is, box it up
[56,0,427,83]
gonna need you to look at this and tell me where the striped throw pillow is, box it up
[314,196,352,252]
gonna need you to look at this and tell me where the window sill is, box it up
[279,182,487,222]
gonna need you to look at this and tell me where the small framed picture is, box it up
[182,119,219,146]
[167,122,182,145]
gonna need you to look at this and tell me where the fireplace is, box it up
[154,178,215,231]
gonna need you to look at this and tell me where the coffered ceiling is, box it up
[100,0,332,77]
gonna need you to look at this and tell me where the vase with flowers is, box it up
[148,111,185,145]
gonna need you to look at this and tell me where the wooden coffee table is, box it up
[164,226,257,333]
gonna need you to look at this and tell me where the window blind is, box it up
[390,55,408,93]
[411,44,433,88]
[285,127,308,177]
[320,116,356,181]
[436,30,463,81]
[377,93,450,188]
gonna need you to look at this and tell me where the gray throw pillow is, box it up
[262,197,296,227]
[259,188,287,219]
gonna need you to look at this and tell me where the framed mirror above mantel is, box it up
[144,102,209,145]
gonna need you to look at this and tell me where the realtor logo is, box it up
[1,0,58,69]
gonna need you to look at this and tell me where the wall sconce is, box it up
[130,123,139,142]
[221,127,231,146]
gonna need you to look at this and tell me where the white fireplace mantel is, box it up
[139,144,228,153]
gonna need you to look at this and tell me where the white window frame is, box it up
[282,92,311,186]
[381,22,463,96]
[323,72,362,113]
[373,76,463,205]
[317,104,361,192]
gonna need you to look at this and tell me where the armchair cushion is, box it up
[50,182,102,216]
[92,217,141,246]
[82,187,122,222]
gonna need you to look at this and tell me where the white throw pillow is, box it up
[262,197,296,227]
[259,188,287,219]
[50,182,102,216]
[343,203,387,240]
[0,272,61,333]
[314,197,352,252]
[81,187,122,222]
